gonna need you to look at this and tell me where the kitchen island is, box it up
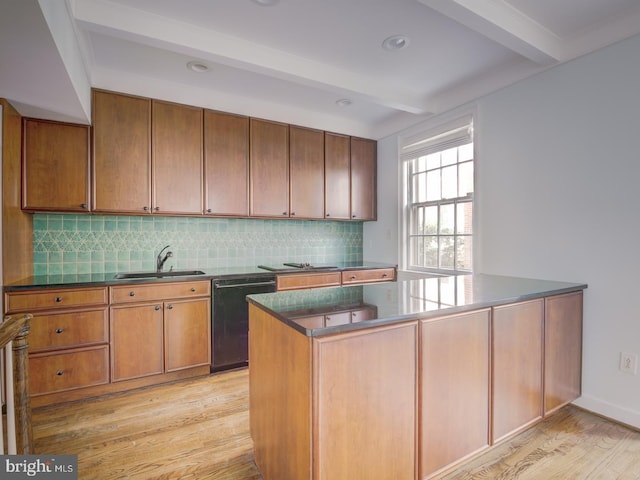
[247,273,587,480]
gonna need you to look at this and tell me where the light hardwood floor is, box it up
[33,369,640,479]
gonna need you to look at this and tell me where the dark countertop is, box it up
[2,261,397,291]
[247,273,588,337]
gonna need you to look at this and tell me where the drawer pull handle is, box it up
[129,292,135,297]
[154,305,161,311]
[382,273,388,277]
[55,297,63,303]
[351,275,357,280]
[55,328,64,334]
[56,370,64,376]
[167,304,173,310]
[190,287,196,292]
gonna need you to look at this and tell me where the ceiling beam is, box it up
[70,0,432,115]
[417,0,562,65]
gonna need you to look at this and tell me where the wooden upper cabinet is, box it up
[324,132,351,220]
[289,126,324,219]
[152,100,203,215]
[92,90,152,214]
[204,110,249,216]
[350,137,377,220]
[250,118,289,217]
[22,118,90,212]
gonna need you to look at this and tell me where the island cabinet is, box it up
[491,299,544,443]
[249,118,289,217]
[420,310,491,479]
[151,100,204,215]
[204,110,249,216]
[4,287,110,405]
[22,117,90,212]
[92,89,152,214]
[544,291,583,414]
[249,305,417,480]
[289,125,325,219]
[109,281,211,381]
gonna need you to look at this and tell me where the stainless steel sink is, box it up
[114,270,206,279]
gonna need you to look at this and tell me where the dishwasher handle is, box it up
[214,280,276,289]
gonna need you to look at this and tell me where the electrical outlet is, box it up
[620,352,638,375]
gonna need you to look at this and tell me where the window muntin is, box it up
[406,141,474,273]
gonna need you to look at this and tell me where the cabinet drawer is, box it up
[5,287,108,313]
[110,280,211,303]
[30,308,108,353]
[277,272,341,291]
[29,346,109,395]
[341,268,396,285]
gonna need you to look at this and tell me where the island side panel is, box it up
[248,304,312,480]
[544,291,583,414]
[420,309,491,479]
[313,322,418,480]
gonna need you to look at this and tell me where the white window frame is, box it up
[400,114,475,275]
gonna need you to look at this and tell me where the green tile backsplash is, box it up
[33,214,363,276]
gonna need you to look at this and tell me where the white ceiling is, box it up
[2,0,640,139]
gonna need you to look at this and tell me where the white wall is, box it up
[365,33,640,428]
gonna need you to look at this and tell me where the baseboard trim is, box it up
[572,394,640,430]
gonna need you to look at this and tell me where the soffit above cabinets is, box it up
[2,0,640,138]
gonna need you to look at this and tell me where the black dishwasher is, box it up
[211,275,276,372]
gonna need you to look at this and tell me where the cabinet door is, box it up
[250,119,289,217]
[22,118,90,212]
[152,100,203,215]
[289,125,324,219]
[314,323,417,480]
[164,298,211,372]
[92,90,152,214]
[110,303,164,381]
[324,132,350,220]
[204,110,249,216]
[492,299,543,443]
[545,291,583,414]
[421,310,490,478]
[350,137,376,220]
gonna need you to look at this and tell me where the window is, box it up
[401,117,474,274]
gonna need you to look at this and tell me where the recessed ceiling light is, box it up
[382,35,410,51]
[335,99,352,108]
[251,0,279,5]
[187,61,210,73]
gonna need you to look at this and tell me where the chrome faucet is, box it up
[156,245,173,272]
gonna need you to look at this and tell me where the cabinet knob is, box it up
[190,287,196,292]
[56,370,64,376]
[206,209,212,213]
[55,297,63,303]
[282,211,288,216]
[291,212,296,216]
[382,273,388,277]
[154,305,161,311]
[326,213,330,217]
[352,214,357,218]
[154,206,160,211]
[129,291,135,297]
[167,304,173,310]
[143,206,149,211]
[80,203,88,209]
[351,275,357,280]
[55,328,64,334]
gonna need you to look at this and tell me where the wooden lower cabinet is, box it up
[420,310,490,478]
[5,281,211,406]
[545,291,583,414]
[110,303,164,381]
[492,299,544,443]
[110,281,211,381]
[249,305,417,480]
